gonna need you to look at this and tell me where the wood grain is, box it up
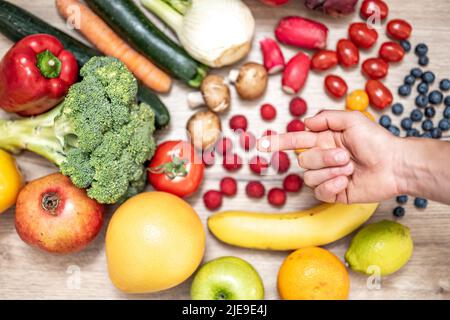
[1,0,450,300]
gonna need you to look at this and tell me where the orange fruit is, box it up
[277,247,350,300]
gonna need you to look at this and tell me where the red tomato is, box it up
[325,75,348,98]
[387,19,412,40]
[148,141,204,198]
[360,0,389,20]
[362,58,389,80]
[365,80,393,110]
[311,50,338,71]
[337,39,360,68]
[348,23,378,49]
[379,41,405,63]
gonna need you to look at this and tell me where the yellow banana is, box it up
[208,203,379,251]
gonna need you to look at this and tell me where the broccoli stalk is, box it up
[0,57,156,204]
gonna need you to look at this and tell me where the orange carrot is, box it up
[55,0,171,93]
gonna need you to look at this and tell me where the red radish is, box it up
[249,156,270,175]
[348,23,379,49]
[287,119,305,132]
[260,38,285,74]
[260,103,277,121]
[365,80,393,110]
[223,154,243,171]
[262,129,277,136]
[283,174,303,192]
[337,39,359,68]
[360,0,389,21]
[239,132,256,151]
[259,0,289,5]
[202,148,216,167]
[220,177,238,197]
[216,137,233,156]
[311,50,338,71]
[268,188,287,207]
[282,52,311,94]
[203,190,223,210]
[229,115,248,131]
[379,42,405,63]
[362,58,389,80]
[325,75,348,98]
[271,151,291,173]
[387,19,412,41]
[246,181,266,199]
[275,16,328,50]
[289,97,308,117]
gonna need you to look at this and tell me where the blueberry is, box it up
[379,115,392,128]
[421,131,433,138]
[445,106,450,119]
[415,43,428,57]
[401,118,413,130]
[444,96,450,106]
[417,82,429,94]
[418,56,429,66]
[429,90,443,105]
[422,119,434,131]
[411,68,423,78]
[393,206,406,218]
[439,119,450,131]
[396,195,409,204]
[404,75,416,86]
[431,127,442,139]
[392,103,404,115]
[414,197,428,209]
[400,40,411,52]
[398,85,411,97]
[415,94,429,108]
[425,106,436,118]
[388,125,400,136]
[406,128,420,137]
[440,79,450,91]
[422,71,435,84]
[411,109,424,122]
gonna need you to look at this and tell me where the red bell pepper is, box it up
[0,34,78,116]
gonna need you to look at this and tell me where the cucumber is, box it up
[84,0,207,88]
[0,0,170,129]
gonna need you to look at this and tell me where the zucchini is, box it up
[0,0,170,129]
[84,0,207,88]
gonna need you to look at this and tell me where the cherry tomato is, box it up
[360,0,389,20]
[365,80,393,110]
[346,89,369,111]
[337,39,360,68]
[379,41,405,63]
[362,58,389,80]
[348,23,378,49]
[387,19,412,40]
[325,75,348,99]
[311,50,338,71]
[148,141,204,198]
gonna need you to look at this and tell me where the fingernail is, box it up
[334,151,347,164]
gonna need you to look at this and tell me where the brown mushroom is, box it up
[228,62,268,100]
[187,110,222,150]
[188,75,231,113]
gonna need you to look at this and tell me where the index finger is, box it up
[257,132,318,152]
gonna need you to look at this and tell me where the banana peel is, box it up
[207,203,379,251]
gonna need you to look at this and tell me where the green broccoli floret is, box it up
[0,57,156,204]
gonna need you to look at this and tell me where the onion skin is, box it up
[305,0,359,17]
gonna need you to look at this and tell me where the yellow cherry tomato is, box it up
[0,150,23,214]
[346,90,369,111]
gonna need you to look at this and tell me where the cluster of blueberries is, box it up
[378,43,449,217]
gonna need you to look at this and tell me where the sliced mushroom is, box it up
[188,75,231,113]
[229,62,268,100]
[187,110,222,151]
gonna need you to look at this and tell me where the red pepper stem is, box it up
[36,50,62,79]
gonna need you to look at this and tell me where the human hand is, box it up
[258,110,403,204]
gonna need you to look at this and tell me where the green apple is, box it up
[190,256,264,300]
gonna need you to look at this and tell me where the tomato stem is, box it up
[148,155,188,180]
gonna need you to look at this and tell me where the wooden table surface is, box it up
[1,0,450,300]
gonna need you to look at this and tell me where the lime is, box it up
[345,220,413,276]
